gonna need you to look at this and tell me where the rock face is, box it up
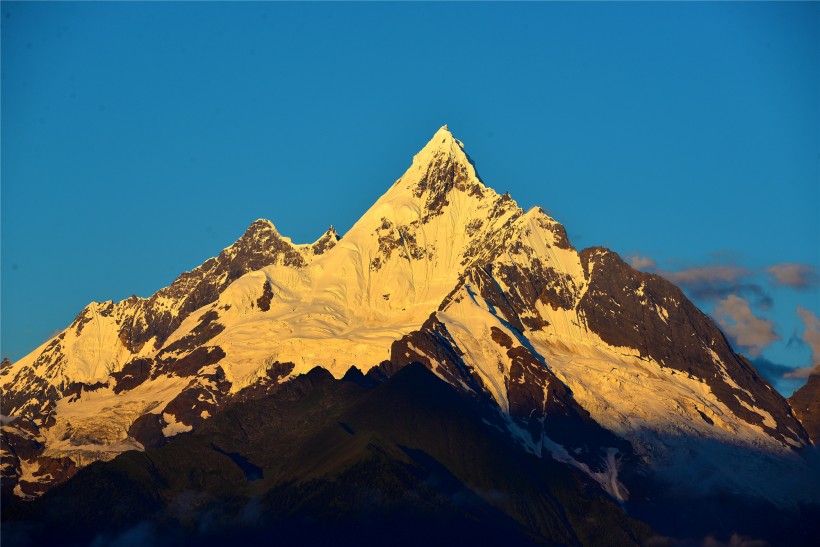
[0,126,814,522]
[576,247,803,446]
[790,372,820,443]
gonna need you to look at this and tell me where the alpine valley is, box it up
[2,127,818,546]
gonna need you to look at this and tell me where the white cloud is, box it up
[713,295,779,356]
[663,265,748,286]
[783,365,816,379]
[767,263,819,289]
[795,306,820,372]
[627,255,656,271]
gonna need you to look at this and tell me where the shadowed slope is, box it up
[2,365,652,547]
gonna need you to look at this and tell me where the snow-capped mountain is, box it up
[1,126,814,514]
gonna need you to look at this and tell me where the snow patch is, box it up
[162,413,193,437]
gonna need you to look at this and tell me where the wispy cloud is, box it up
[767,263,819,289]
[624,255,820,310]
[750,356,814,396]
[626,252,820,381]
[783,365,817,379]
[713,295,779,356]
[669,266,766,306]
[627,255,656,271]
[631,258,772,309]
[747,307,820,392]
[751,357,795,383]
[676,278,771,310]
[661,265,749,286]
[797,306,820,360]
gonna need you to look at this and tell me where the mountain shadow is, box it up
[2,364,652,547]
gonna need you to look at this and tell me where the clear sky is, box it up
[2,2,818,395]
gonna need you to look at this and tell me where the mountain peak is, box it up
[244,218,277,236]
[391,125,488,210]
[319,224,340,242]
[434,123,452,139]
[310,225,340,256]
[414,124,467,164]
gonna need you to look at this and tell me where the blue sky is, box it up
[2,2,818,395]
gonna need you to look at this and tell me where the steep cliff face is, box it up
[790,372,820,443]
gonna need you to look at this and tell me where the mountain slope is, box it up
[389,206,809,503]
[0,221,336,496]
[1,219,336,419]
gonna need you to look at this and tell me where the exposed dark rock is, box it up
[63,381,108,403]
[162,365,231,431]
[97,301,114,317]
[1,418,78,499]
[697,409,715,426]
[413,151,477,221]
[496,258,577,315]
[10,455,77,499]
[167,346,226,378]
[507,346,553,441]
[393,307,639,478]
[460,266,527,333]
[490,327,514,349]
[460,206,523,267]
[31,456,76,486]
[3,126,814,544]
[231,361,295,403]
[451,262,567,334]
[465,218,484,237]
[390,313,487,398]
[159,311,225,357]
[117,219,308,354]
[69,309,93,335]
[531,209,573,250]
[506,343,633,474]
[371,219,433,270]
[311,226,340,256]
[578,247,809,446]
[2,421,43,468]
[371,218,399,270]
[1,448,23,497]
[790,373,820,444]
[127,413,167,450]
[162,386,212,430]
[2,218,314,462]
[266,361,295,381]
[2,354,63,423]
[111,358,153,394]
[256,280,273,312]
